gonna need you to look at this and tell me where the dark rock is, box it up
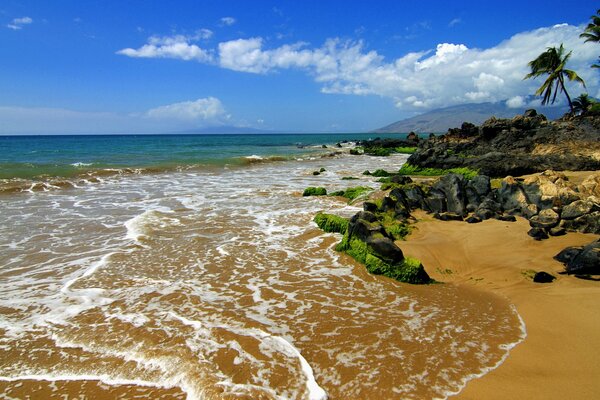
[363,202,378,213]
[404,186,427,209]
[407,132,419,141]
[366,237,405,263]
[529,209,560,229]
[469,175,492,197]
[351,211,378,224]
[433,174,467,215]
[389,175,413,185]
[533,271,556,283]
[528,227,549,240]
[465,215,482,224]
[557,240,600,275]
[548,226,567,236]
[424,189,447,213]
[380,196,397,212]
[475,208,497,221]
[524,109,537,117]
[555,246,584,265]
[561,211,600,234]
[561,200,599,220]
[496,214,517,222]
[434,212,464,221]
[389,188,411,210]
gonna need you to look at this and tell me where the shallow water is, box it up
[0,152,525,399]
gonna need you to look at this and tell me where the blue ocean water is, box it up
[0,133,406,180]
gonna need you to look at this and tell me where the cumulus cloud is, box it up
[117,34,213,62]
[7,16,33,30]
[144,97,227,122]
[220,17,236,26]
[120,23,599,111]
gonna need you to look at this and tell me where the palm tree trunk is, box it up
[559,74,574,113]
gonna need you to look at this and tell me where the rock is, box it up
[475,208,497,221]
[528,227,549,240]
[403,185,427,209]
[577,173,600,198]
[522,171,580,209]
[498,177,530,211]
[548,226,567,236]
[529,208,560,229]
[469,175,492,197]
[524,109,537,117]
[363,202,378,213]
[533,271,556,283]
[496,214,517,222]
[561,200,599,220]
[407,132,419,141]
[556,239,600,275]
[465,215,482,224]
[561,211,600,234]
[380,196,397,213]
[366,237,405,263]
[554,246,584,264]
[434,212,464,221]
[424,189,447,213]
[432,174,467,215]
[390,175,413,185]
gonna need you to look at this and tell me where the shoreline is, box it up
[400,212,600,399]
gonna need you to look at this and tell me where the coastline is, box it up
[401,212,600,399]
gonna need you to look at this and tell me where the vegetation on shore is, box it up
[313,212,349,234]
[398,163,480,179]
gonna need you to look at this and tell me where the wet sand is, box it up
[401,212,600,400]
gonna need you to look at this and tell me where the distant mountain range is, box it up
[372,102,568,134]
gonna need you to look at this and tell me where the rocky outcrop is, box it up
[407,111,600,177]
[554,239,600,275]
[378,170,600,238]
[335,211,431,284]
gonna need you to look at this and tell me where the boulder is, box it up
[528,227,549,240]
[434,212,464,221]
[577,173,600,198]
[432,174,467,215]
[363,202,378,213]
[366,237,405,264]
[475,208,497,221]
[390,175,414,185]
[404,185,427,209]
[523,171,580,209]
[533,271,556,283]
[529,208,560,229]
[561,211,600,234]
[555,239,600,275]
[561,200,599,220]
[498,177,530,211]
[548,226,567,236]
[496,214,517,222]
[424,189,447,214]
[465,215,482,224]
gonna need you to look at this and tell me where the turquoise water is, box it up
[0,133,407,180]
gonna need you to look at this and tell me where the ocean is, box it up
[0,133,525,399]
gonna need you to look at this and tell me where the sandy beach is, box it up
[401,211,600,400]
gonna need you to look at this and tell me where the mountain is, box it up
[372,102,568,134]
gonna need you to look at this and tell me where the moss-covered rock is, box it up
[328,186,373,201]
[313,212,348,234]
[335,212,431,284]
[303,187,327,196]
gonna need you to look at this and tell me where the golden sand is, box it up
[401,212,600,399]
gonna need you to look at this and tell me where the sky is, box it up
[1,0,599,134]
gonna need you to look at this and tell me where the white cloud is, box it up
[220,17,236,26]
[506,95,526,108]
[120,23,599,112]
[144,97,227,122]
[7,16,32,30]
[449,18,462,28]
[117,34,213,62]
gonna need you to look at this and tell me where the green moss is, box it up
[394,146,417,154]
[371,169,392,177]
[341,186,373,200]
[335,231,430,284]
[319,167,326,172]
[380,213,410,240]
[398,163,479,179]
[342,176,359,180]
[312,171,321,175]
[313,212,348,234]
[350,148,363,155]
[303,187,327,196]
[362,170,372,176]
[364,147,392,156]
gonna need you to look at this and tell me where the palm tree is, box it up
[524,44,586,113]
[580,9,600,68]
[572,93,595,115]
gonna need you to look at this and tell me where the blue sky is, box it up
[1,0,599,134]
